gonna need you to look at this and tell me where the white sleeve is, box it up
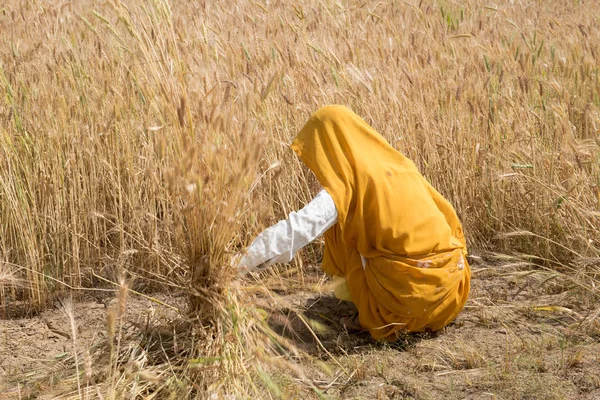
[238,189,338,273]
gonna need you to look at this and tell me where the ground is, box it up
[2,257,600,399]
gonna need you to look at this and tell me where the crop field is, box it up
[1,0,599,398]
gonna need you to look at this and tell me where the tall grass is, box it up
[0,0,599,397]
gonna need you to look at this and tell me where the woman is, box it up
[235,105,470,340]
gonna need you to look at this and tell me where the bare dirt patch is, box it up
[2,260,600,399]
[0,293,186,399]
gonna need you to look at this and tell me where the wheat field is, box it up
[1,0,599,398]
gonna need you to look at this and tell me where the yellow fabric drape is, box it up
[290,105,470,340]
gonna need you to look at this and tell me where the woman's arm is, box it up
[235,189,338,275]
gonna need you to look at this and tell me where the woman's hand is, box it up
[230,253,250,277]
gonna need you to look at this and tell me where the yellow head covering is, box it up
[290,105,470,339]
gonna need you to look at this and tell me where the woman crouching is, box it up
[235,105,470,341]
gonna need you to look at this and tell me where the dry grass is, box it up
[1,0,599,398]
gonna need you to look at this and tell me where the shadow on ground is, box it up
[261,293,432,357]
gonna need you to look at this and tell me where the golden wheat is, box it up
[1,0,599,398]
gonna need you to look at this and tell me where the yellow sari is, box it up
[290,105,470,340]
